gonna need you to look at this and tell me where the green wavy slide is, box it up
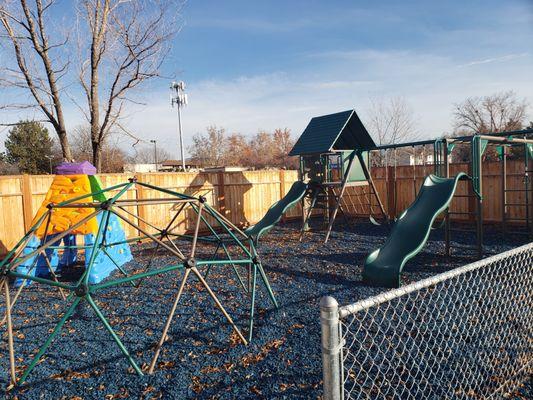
[245,181,308,244]
[363,173,469,288]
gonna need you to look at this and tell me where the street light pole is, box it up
[150,140,158,172]
[170,81,188,171]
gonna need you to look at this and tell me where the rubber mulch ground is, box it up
[1,220,530,399]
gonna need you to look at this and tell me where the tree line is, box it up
[0,122,172,175]
[187,127,297,169]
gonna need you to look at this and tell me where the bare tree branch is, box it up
[0,0,72,160]
[76,0,182,171]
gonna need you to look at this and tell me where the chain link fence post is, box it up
[320,296,343,400]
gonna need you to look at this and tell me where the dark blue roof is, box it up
[289,110,375,156]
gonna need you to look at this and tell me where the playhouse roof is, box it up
[289,109,376,156]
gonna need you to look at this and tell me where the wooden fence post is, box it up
[136,173,148,234]
[386,166,396,219]
[21,174,34,232]
[279,170,286,223]
[217,171,226,217]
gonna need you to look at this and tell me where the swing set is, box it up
[289,109,533,254]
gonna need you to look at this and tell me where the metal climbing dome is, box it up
[0,176,277,386]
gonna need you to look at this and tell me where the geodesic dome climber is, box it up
[0,174,278,386]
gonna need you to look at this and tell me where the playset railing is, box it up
[320,242,533,399]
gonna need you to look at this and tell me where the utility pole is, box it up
[150,140,158,172]
[170,81,188,171]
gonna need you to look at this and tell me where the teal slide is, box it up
[245,181,308,244]
[363,173,469,288]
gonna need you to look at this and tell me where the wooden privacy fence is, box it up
[364,160,530,223]
[0,160,529,255]
[0,170,301,255]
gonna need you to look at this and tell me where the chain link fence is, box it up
[320,243,533,399]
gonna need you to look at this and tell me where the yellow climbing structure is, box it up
[32,174,98,238]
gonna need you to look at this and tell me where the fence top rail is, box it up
[338,242,533,319]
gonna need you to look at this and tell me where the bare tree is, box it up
[188,126,229,167]
[76,0,180,171]
[248,131,275,169]
[70,124,127,172]
[0,0,73,160]
[451,91,529,162]
[189,126,297,169]
[129,145,171,164]
[367,97,419,166]
[272,128,297,169]
[225,133,251,166]
[453,91,528,134]
[368,97,418,146]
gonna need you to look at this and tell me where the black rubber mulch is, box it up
[0,220,529,399]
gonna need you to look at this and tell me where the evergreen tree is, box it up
[5,121,55,174]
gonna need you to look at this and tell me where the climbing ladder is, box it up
[299,151,388,243]
[501,144,533,239]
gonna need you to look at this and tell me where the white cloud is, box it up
[458,53,529,68]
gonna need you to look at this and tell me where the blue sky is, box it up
[1,0,532,157]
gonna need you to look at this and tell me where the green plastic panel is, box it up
[88,175,108,202]
[344,151,368,182]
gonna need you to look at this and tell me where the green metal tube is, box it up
[166,232,218,243]
[0,211,50,269]
[85,294,143,375]
[83,210,108,285]
[110,207,185,261]
[135,181,196,200]
[247,264,258,342]
[196,259,252,266]
[101,247,133,285]
[221,243,248,292]
[256,261,278,308]
[53,182,129,207]
[189,202,223,241]
[45,244,93,250]
[202,204,253,258]
[6,271,75,290]
[91,263,184,291]
[8,209,102,271]
[104,235,151,247]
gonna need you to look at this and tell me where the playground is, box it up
[0,110,531,398]
[0,220,528,399]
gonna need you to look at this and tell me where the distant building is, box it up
[159,159,200,172]
[123,163,159,173]
[409,153,452,166]
[202,166,248,172]
[409,153,434,166]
